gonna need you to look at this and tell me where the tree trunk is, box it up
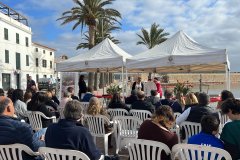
[87,25,95,88]
[99,73,104,89]
[148,72,152,79]
[109,73,114,83]
[105,73,109,86]
[94,72,98,91]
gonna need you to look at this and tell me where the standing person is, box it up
[144,78,157,97]
[27,76,36,91]
[153,77,163,98]
[132,77,144,91]
[220,98,240,160]
[78,75,87,100]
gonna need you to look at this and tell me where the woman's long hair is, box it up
[12,89,24,103]
[87,97,101,116]
[27,92,47,110]
[185,92,198,105]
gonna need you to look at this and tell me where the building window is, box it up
[50,52,52,56]
[42,59,47,68]
[50,61,52,69]
[25,37,29,47]
[16,33,20,44]
[26,55,29,66]
[50,75,52,78]
[35,48,38,52]
[44,75,47,78]
[5,50,9,63]
[43,50,45,54]
[16,53,21,69]
[36,58,39,67]
[4,28,8,40]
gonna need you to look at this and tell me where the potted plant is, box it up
[106,84,122,95]
[173,81,192,96]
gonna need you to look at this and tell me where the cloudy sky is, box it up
[2,0,240,71]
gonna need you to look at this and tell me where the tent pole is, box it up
[225,64,228,90]
[125,67,128,96]
[121,65,124,96]
[59,72,63,101]
[228,68,231,90]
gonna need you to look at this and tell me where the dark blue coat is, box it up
[45,119,101,160]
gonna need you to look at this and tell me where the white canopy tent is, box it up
[126,31,230,89]
[56,38,132,98]
[56,38,132,72]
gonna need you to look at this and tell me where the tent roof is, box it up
[56,38,132,72]
[126,31,229,73]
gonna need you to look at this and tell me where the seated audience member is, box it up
[0,97,44,159]
[59,91,72,108]
[27,92,55,128]
[45,91,58,111]
[87,97,113,148]
[220,98,240,160]
[188,115,223,149]
[108,92,130,111]
[125,90,138,105]
[175,92,186,111]
[7,88,14,100]
[138,105,178,160]
[82,87,95,102]
[176,92,215,126]
[67,87,79,100]
[131,91,155,113]
[49,88,60,105]
[184,92,199,110]
[12,89,27,119]
[146,90,160,107]
[0,88,4,97]
[24,90,32,104]
[156,89,182,113]
[144,78,157,97]
[217,90,234,109]
[45,100,102,160]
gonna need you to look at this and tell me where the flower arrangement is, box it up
[173,81,192,96]
[106,84,122,95]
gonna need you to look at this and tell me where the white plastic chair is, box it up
[84,114,113,155]
[129,109,152,121]
[180,121,201,143]
[170,112,181,143]
[58,107,65,119]
[209,102,218,109]
[0,143,39,160]
[218,111,229,132]
[113,116,143,154]
[80,102,89,114]
[172,144,232,160]
[107,108,129,120]
[39,147,90,160]
[127,139,171,160]
[26,111,56,131]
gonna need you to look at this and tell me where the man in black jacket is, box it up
[131,91,155,113]
[45,100,102,160]
[0,97,44,159]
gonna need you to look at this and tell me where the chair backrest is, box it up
[128,139,171,160]
[174,112,181,120]
[180,121,201,143]
[26,111,56,131]
[107,108,129,120]
[172,144,232,160]
[218,111,229,130]
[80,102,89,114]
[58,107,65,119]
[209,102,218,109]
[39,147,90,160]
[84,114,111,136]
[0,144,38,160]
[129,109,152,121]
[113,116,142,138]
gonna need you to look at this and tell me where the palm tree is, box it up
[58,0,121,88]
[136,23,169,49]
[77,20,120,49]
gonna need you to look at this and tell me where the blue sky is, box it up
[2,0,240,71]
